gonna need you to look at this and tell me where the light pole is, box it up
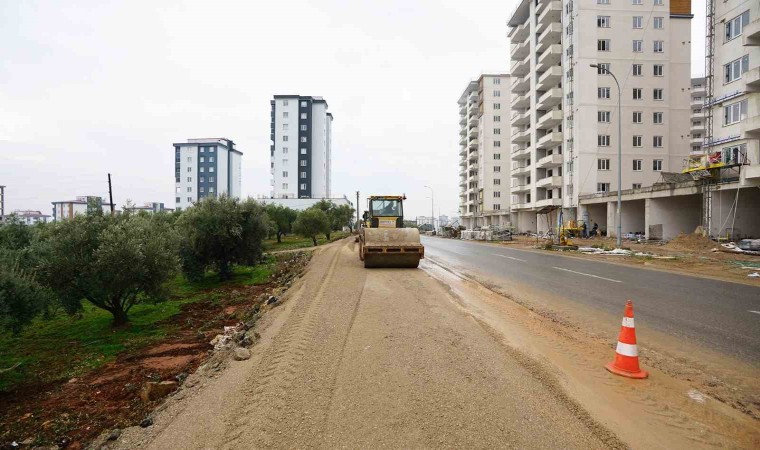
[590,64,622,248]
[424,185,434,234]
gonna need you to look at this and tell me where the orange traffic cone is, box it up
[605,300,648,379]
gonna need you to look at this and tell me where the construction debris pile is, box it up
[716,240,760,256]
[576,247,675,259]
[460,228,513,242]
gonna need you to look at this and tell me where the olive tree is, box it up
[42,213,180,326]
[265,204,299,243]
[293,208,330,246]
[178,195,270,281]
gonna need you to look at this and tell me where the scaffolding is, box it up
[701,0,716,233]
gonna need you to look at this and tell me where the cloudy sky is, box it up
[1,0,705,219]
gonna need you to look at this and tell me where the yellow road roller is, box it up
[359,195,424,268]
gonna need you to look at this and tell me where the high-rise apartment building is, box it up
[704,0,760,181]
[173,138,242,211]
[270,96,332,199]
[458,74,512,229]
[507,0,692,232]
[690,77,706,153]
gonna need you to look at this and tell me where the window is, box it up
[597,183,611,193]
[633,183,642,189]
[199,167,204,173]
[598,87,611,99]
[282,124,288,130]
[654,0,663,5]
[209,187,215,193]
[633,16,643,28]
[494,128,501,135]
[300,113,307,119]
[633,111,643,123]
[283,100,289,106]
[692,145,702,152]
[200,156,206,163]
[209,157,215,162]
[494,115,501,122]
[494,192,501,198]
[300,136,307,142]
[722,143,747,164]
[282,183,288,189]
[494,103,501,109]
[300,101,307,107]
[653,112,663,124]
[653,17,663,29]
[209,167,214,173]
[300,171,306,178]
[633,88,642,100]
[598,135,610,146]
[653,88,663,100]
[300,183,307,190]
[494,179,501,185]
[282,147,288,154]
[300,148,307,154]
[598,159,610,170]
[209,147,215,153]
[653,40,664,53]
[283,111,288,118]
[653,64,664,76]
[199,148,205,153]
[300,160,307,166]
[632,0,642,4]
[187,187,192,192]
[282,171,288,177]
[598,111,611,123]
[724,55,750,83]
[633,135,643,147]
[210,177,215,182]
[188,167,193,172]
[598,39,611,51]
[176,197,180,203]
[725,10,750,42]
[199,187,205,193]
[494,90,501,97]
[653,160,663,171]
[300,125,307,131]
[493,78,501,84]
[724,99,748,125]
[653,136,663,147]
[187,156,192,162]
[187,197,192,202]
[632,40,643,52]
[598,16,610,27]
[493,204,501,210]
[283,159,288,165]
[187,177,192,182]
[494,166,501,173]
[633,64,642,76]
[494,141,501,147]
[598,0,609,4]
[633,159,643,171]
[283,136,289,142]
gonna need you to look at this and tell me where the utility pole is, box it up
[424,185,434,234]
[355,191,360,228]
[0,185,5,217]
[107,173,115,215]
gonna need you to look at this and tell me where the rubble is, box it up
[233,348,252,361]
[139,381,178,402]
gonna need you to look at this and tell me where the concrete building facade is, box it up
[52,196,115,221]
[690,77,706,153]
[458,74,512,229]
[507,0,692,233]
[173,138,242,211]
[1,210,51,225]
[270,96,332,199]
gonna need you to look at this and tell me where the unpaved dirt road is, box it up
[114,239,621,449]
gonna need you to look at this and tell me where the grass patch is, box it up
[0,258,277,392]
[263,231,350,252]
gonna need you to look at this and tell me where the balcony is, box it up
[536,197,562,208]
[458,103,466,115]
[690,99,704,109]
[511,183,530,193]
[536,131,562,149]
[468,137,478,149]
[467,102,478,115]
[459,158,467,167]
[536,153,563,168]
[511,164,531,176]
[536,110,563,130]
[459,114,466,125]
[745,67,760,92]
[741,96,760,136]
[512,145,531,159]
[469,115,479,127]
[468,91,478,102]
[536,44,561,72]
[459,136,466,147]
[511,109,530,126]
[459,145,467,156]
[690,123,704,134]
[511,91,530,109]
[510,202,530,211]
[459,178,466,187]
[508,21,529,43]
[743,19,760,46]
[536,66,562,91]
[536,23,562,53]
[511,54,530,77]
[510,39,530,61]
[536,176,562,188]
[468,126,478,139]
[536,1,561,29]
[511,73,530,94]
[512,128,531,143]
[536,88,562,109]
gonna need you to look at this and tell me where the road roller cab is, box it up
[359,195,424,268]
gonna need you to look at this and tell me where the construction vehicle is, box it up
[359,195,424,268]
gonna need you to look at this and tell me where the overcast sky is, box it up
[1,0,705,219]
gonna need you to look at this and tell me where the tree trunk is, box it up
[219,260,233,280]
[325,232,331,241]
[277,231,283,243]
[111,307,129,327]
[312,236,318,246]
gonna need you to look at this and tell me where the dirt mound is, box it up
[664,233,718,252]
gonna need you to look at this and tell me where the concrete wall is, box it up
[711,187,760,239]
[584,203,607,233]
[645,195,701,240]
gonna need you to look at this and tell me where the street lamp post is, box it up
[424,185,434,234]
[590,64,622,248]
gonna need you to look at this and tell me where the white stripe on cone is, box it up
[616,341,639,357]
[621,317,635,328]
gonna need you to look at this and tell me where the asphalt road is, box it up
[421,236,760,362]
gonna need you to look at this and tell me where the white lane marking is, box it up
[552,266,622,283]
[749,310,760,315]
[493,254,527,262]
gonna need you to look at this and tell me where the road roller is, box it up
[358,195,424,268]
